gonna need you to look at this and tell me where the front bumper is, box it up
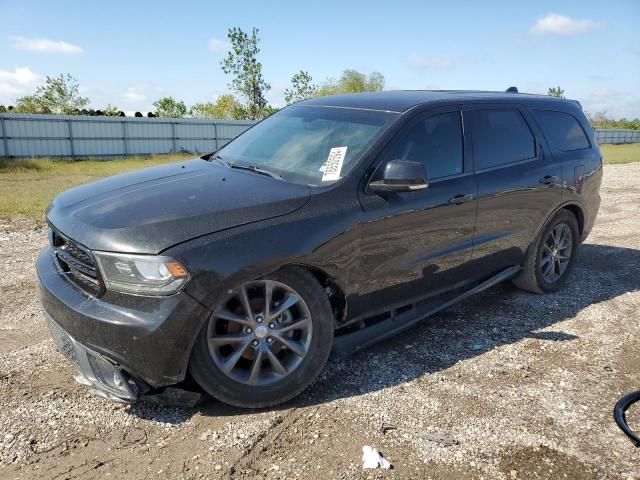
[37,247,209,399]
[46,313,143,402]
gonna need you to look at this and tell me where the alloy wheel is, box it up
[540,222,573,284]
[207,280,313,386]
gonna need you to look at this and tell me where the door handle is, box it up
[448,193,474,205]
[539,175,559,185]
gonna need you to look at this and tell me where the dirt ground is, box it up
[1,163,639,480]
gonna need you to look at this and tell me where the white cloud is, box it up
[10,36,83,54]
[208,38,230,54]
[0,67,42,102]
[530,13,599,35]
[123,86,147,102]
[582,88,640,118]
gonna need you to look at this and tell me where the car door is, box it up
[467,104,562,274]
[352,108,478,318]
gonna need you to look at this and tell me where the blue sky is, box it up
[0,0,638,117]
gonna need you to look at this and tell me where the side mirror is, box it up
[368,159,428,193]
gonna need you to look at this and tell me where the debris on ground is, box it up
[381,422,458,447]
[362,445,391,469]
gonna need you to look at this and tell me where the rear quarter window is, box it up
[533,109,590,151]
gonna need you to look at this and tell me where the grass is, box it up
[0,154,193,222]
[599,143,640,165]
[0,145,638,222]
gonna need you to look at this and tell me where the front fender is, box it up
[164,195,362,313]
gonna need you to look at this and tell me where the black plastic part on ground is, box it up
[614,390,640,447]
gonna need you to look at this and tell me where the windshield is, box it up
[214,105,399,185]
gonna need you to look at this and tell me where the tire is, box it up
[189,267,334,408]
[512,209,580,294]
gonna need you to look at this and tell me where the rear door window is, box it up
[470,109,537,170]
[533,109,590,151]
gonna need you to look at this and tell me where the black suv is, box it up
[37,90,602,408]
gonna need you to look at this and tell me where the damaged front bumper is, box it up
[36,247,209,403]
[46,313,145,403]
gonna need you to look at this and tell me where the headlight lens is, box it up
[93,252,190,295]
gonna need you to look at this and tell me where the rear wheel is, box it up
[512,210,579,294]
[190,267,333,408]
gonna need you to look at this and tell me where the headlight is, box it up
[93,252,190,296]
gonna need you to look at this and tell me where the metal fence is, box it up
[593,129,640,145]
[0,114,254,158]
[0,114,638,159]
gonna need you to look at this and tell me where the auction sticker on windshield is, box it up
[321,147,348,182]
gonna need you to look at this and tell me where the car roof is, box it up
[296,90,577,113]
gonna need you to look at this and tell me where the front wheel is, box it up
[512,210,580,294]
[189,267,334,408]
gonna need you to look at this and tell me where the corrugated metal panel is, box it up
[176,139,218,153]
[126,139,174,155]
[175,122,214,139]
[0,114,254,158]
[74,139,126,156]
[216,122,252,142]
[72,119,122,138]
[0,117,6,156]
[594,129,640,144]
[9,138,72,156]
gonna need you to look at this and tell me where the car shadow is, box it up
[132,242,640,419]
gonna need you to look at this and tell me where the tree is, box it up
[316,70,385,97]
[15,74,89,114]
[15,95,49,114]
[548,86,565,98]
[102,104,121,116]
[586,111,640,130]
[284,71,317,104]
[190,95,247,120]
[221,27,271,120]
[152,97,187,118]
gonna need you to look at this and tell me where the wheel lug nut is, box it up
[268,322,276,329]
[256,315,264,323]
[252,340,259,347]
[245,327,253,334]
[267,337,273,344]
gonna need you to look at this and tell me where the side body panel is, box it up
[468,104,563,274]
[529,105,603,241]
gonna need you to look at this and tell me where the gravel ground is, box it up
[1,163,639,480]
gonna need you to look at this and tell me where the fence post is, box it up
[0,116,9,157]
[171,121,176,154]
[213,121,218,151]
[67,118,75,159]
[121,119,128,156]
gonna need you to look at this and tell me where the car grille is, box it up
[49,226,104,297]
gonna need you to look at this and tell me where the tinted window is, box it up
[533,109,590,151]
[472,110,536,170]
[217,105,398,185]
[380,111,463,180]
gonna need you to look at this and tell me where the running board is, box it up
[330,265,521,359]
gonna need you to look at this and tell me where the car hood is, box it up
[46,159,311,254]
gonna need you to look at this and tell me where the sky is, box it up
[0,0,639,117]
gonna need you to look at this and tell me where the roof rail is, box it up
[505,86,519,93]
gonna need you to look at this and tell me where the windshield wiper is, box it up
[228,163,283,180]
